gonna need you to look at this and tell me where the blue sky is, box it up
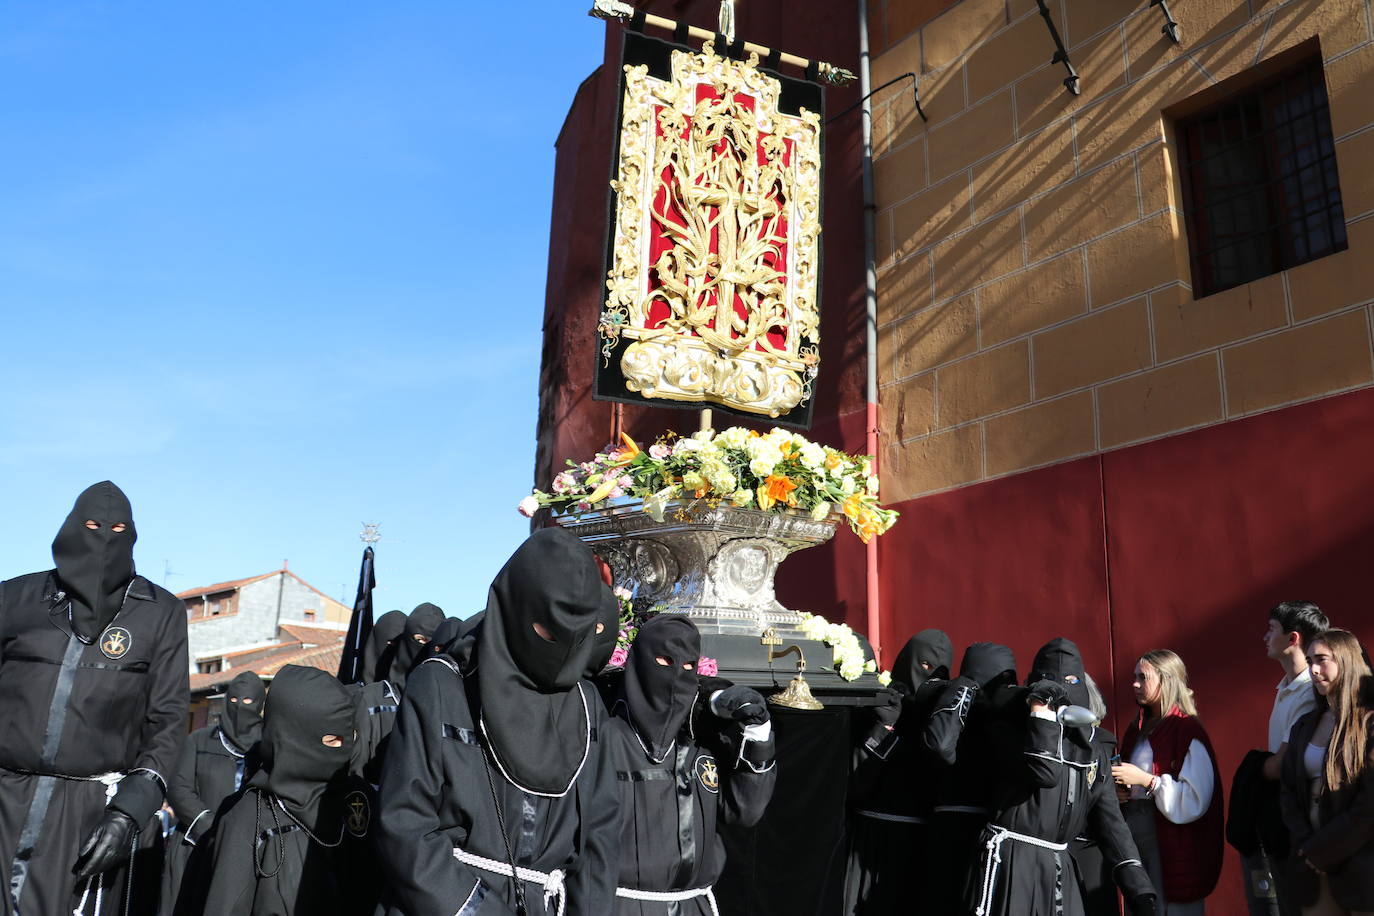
[0,2,606,615]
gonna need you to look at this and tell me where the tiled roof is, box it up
[189,632,345,694]
[278,623,349,644]
[177,570,279,599]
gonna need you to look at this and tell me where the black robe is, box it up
[162,725,257,916]
[1069,728,1126,916]
[967,712,1148,916]
[606,710,776,915]
[202,780,380,916]
[347,680,399,786]
[0,571,188,916]
[844,676,958,914]
[373,655,620,916]
[923,676,1023,915]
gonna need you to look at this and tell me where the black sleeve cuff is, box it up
[109,770,165,823]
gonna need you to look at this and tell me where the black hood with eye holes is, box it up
[476,527,613,795]
[51,481,138,642]
[222,671,267,752]
[1027,637,1091,710]
[891,629,954,695]
[254,665,356,831]
[391,603,445,687]
[623,616,700,762]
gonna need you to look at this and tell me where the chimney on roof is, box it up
[283,559,289,571]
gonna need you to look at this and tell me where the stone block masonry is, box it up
[871,0,1374,502]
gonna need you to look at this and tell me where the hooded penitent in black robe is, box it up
[844,629,956,915]
[162,672,266,915]
[966,639,1155,916]
[924,642,1020,916]
[0,482,189,916]
[607,616,776,915]
[373,527,620,916]
[364,611,407,685]
[203,665,380,916]
[388,603,445,691]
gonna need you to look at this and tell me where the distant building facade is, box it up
[178,566,352,728]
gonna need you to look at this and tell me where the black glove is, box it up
[712,686,770,727]
[959,642,1014,688]
[72,810,137,880]
[109,769,165,824]
[1027,679,1070,710]
[871,688,902,731]
[1126,895,1158,916]
[1117,860,1157,916]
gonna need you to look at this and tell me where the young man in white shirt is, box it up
[1250,600,1329,915]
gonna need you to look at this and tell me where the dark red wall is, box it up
[879,385,1374,911]
[537,0,871,621]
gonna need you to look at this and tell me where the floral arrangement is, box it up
[606,586,717,675]
[519,427,898,543]
[798,612,891,684]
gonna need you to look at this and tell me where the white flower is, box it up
[642,485,678,522]
[717,427,749,449]
[810,501,831,521]
[877,670,892,687]
[730,488,754,507]
[749,457,776,477]
[672,437,704,455]
[865,475,880,495]
[613,586,632,601]
[765,428,792,447]
[799,442,825,470]
[692,429,715,443]
[840,475,857,496]
[517,495,539,518]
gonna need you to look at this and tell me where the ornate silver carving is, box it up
[563,500,837,638]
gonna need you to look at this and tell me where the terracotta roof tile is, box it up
[278,624,348,644]
[177,570,279,599]
[189,634,344,693]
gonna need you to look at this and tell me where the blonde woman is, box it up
[1279,629,1374,915]
[1112,650,1225,915]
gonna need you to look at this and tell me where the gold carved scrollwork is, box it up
[603,42,822,418]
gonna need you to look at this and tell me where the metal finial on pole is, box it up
[359,523,381,546]
[719,0,737,45]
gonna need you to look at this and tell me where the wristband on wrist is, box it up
[1145,775,1161,797]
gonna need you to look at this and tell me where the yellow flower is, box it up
[842,494,864,521]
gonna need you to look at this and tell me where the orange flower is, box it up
[780,443,797,461]
[842,494,864,521]
[763,474,799,508]
[608,432,641,467]
[857,508,882,543]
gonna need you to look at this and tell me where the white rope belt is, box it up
[975,826,1069,916]
[855,809,926,824]
[453,848,566,916]
[616,885,719,916]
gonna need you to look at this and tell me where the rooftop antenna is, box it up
[162,559,182,587]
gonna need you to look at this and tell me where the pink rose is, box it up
[609,646,629,668]
[516,496,539,518]
[697,656,718,677]
[649,442,672,460]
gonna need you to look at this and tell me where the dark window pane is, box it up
[1177,56,1347,297]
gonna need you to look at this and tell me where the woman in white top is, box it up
[1279,629,1374,916]
[1111,650,1225,915]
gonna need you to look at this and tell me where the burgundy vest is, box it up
[1122,708,1225,903]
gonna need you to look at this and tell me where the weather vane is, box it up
[359,523,381,546]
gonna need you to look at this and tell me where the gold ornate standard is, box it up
[602,42,822,418]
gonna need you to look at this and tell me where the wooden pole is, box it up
[590,0,856,85]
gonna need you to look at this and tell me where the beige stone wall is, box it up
[873,0,1374,502]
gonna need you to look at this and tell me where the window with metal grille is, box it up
[1178,56,1347,298]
